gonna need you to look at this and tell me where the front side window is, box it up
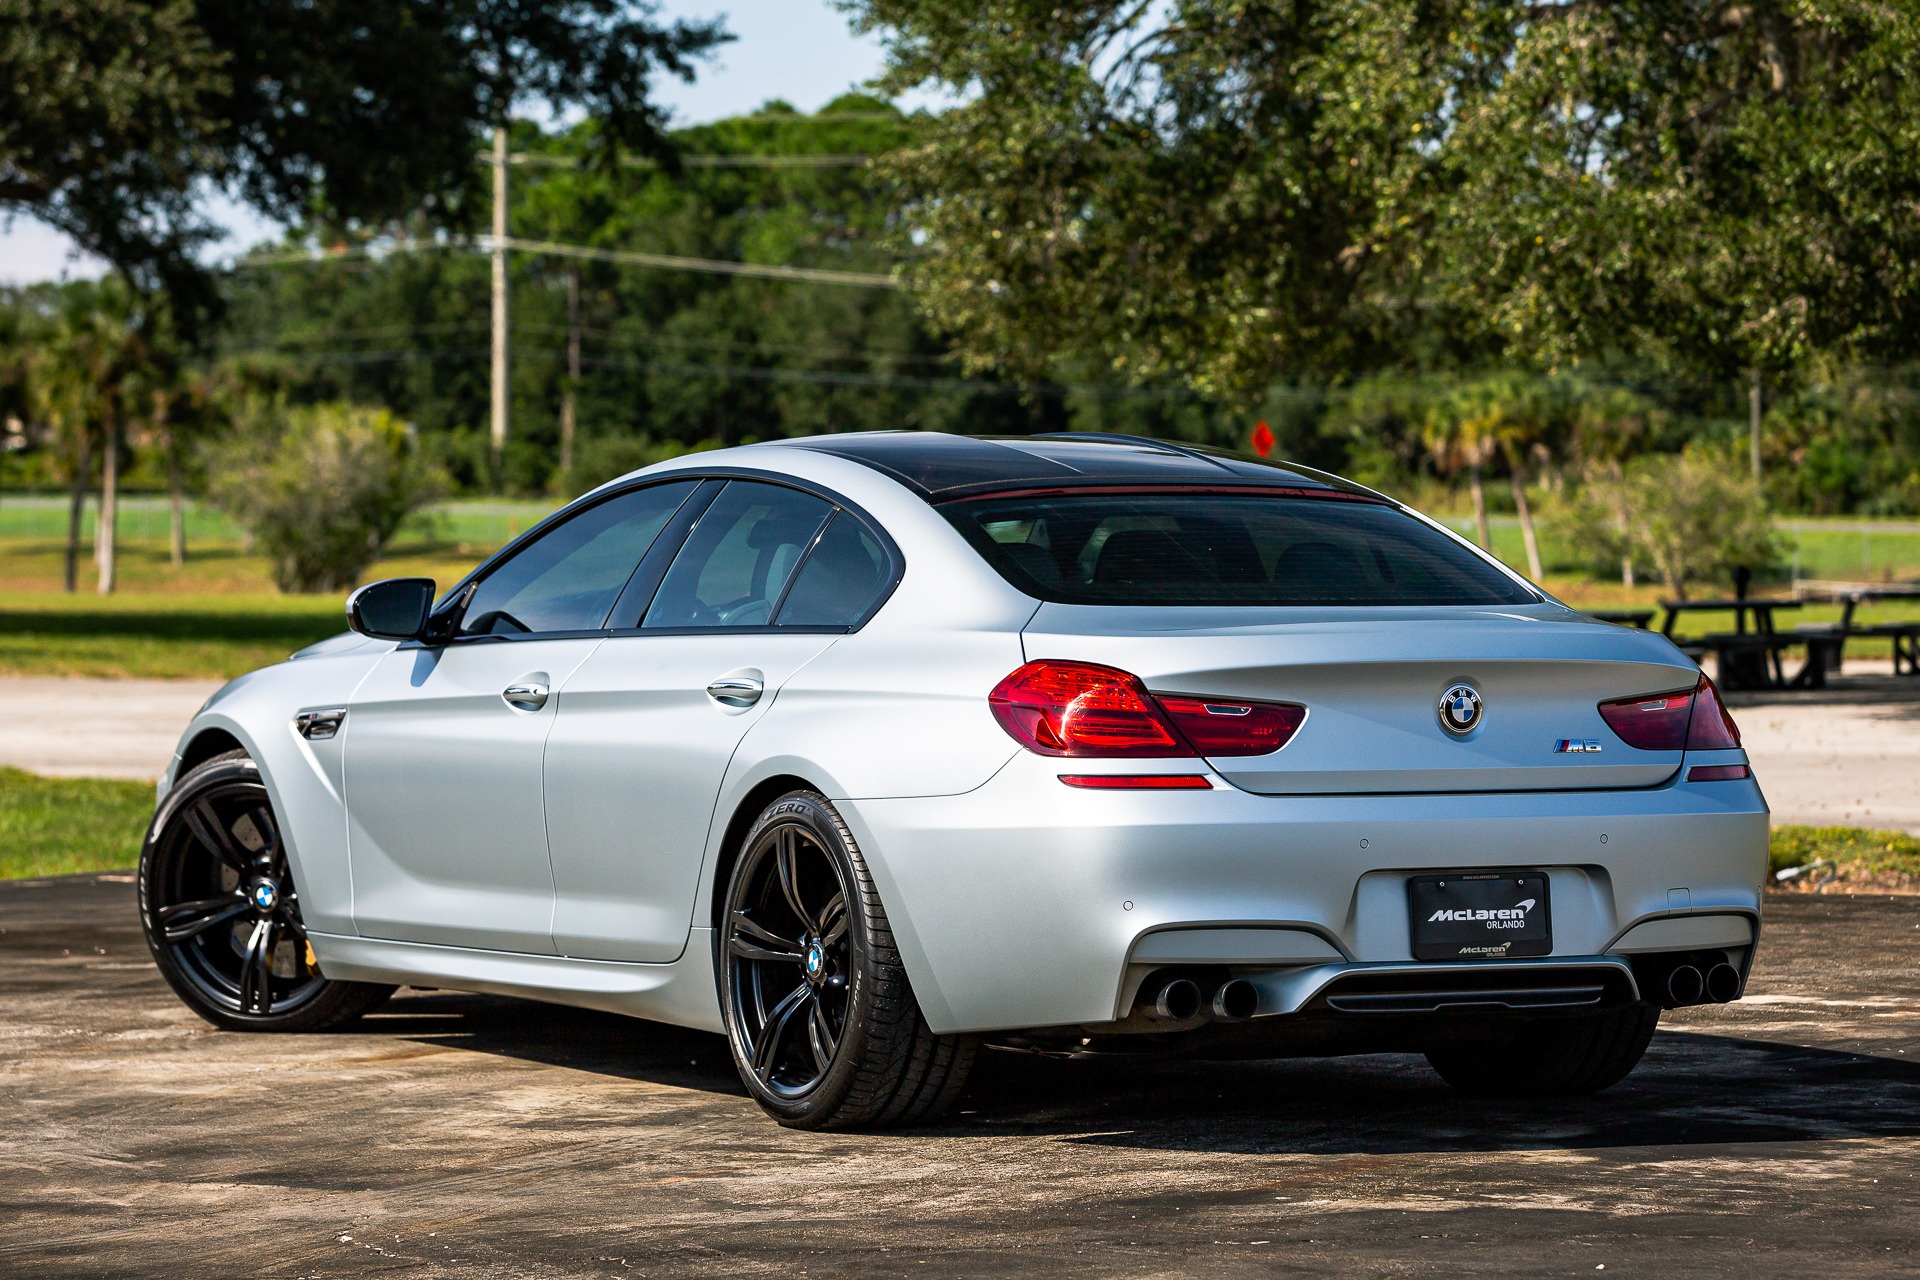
[643,481,834,628]
[460,481,698,636]
[946,491,1537,607]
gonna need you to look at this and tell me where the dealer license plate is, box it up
[1407,872,1552,961]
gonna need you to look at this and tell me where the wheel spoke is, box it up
[731,911,800,952]
[158,894,249,942]
[750,983,813,1082]
[774,828,818,934]
[819,893,847,948]
[247,806,281,857]
[728,935,804,964]
[807,998,837,1073]
[184,800,252,873]
[238,918,276,1014]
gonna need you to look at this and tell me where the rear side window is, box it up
[945,492,1536,607]
[460,481,698,635]
[775,512,892,627]
[643,481,834,628]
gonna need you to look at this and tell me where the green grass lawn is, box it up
[1770,824,1920,891]
[0,592,350,679]
[0,767,154,879]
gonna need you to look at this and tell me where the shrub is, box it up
[1556,445,1784,597]
[204,403,447,593]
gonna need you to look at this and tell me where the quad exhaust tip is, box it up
[1152,978,1203,1022]
[1666,964,1705,1007]
[1212,978,1259,1021]
[1705,962,1741,1004]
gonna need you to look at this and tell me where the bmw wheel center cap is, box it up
[1438,683,1483,735]
[804,940,825,979]
[250,881,279,912]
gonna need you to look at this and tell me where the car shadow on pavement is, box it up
[374,988,1920,1153]
[374,989,747,1097]
[956,1032,1920,1154]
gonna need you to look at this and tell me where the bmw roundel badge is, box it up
[251,882,279,911]
[1438,683,1483,735]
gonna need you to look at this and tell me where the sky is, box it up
[0,0,900,286]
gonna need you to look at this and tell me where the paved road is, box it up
[0,677,218,780]
[6,672,1920,832]
[2,878,1916,1278]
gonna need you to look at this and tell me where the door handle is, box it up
[503,680,550,710]
[706,675,764,708]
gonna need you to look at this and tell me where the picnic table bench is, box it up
[1791,584,1920,677]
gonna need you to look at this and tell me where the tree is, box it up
[1425,2,1920,389]
[847,2,1920,396]
[26,277,150,593]
[215,99,1077,495]
[1,0,727,336]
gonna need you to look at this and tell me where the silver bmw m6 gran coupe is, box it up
[140,432,1766,1128]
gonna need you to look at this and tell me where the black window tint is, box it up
[460,482,697,635]
[643,481,833,628]
[949,493,1536,607]
[775,512,892,627]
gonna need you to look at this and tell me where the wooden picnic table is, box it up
[1659,596,1813,689]
[1658,597,1802,638]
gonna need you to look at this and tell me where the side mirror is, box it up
[346,578,437,641]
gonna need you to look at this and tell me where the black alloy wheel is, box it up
[726,820,854,1099]
[139,751,393,1032]
[720,790,974,1129]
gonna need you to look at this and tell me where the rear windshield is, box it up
[944,491,1537,607]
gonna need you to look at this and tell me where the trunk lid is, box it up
[1022,604,1697,794]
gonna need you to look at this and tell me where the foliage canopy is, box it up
[846,0,1920,392]
[0,0,726,333]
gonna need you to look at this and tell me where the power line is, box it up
[499,237,898,288]
[232,236,898,289]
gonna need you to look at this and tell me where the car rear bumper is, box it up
[838,753,1769,1035]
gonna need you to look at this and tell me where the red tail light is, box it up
[1598,677,1742,752]
[989,661,1304,758]
[1155,698,1307,756]
[990,661,1187,756]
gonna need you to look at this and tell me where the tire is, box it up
[138,750,395,1033]
[719,789,975,1130]
[1424,1004,1660,1098]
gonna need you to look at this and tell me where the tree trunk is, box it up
[64,431,91,593]
[97,418,118,595]
[1468,461,1491,550]
[168,430,187,568]
[1621,556,1635,589]
[1509,464,1545,580]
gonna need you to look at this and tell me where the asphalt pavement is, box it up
[1,876,1916,1278]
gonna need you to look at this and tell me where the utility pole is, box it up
[560,264,580,483]
[490,125,510,479]
[1748,370,1763,481]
